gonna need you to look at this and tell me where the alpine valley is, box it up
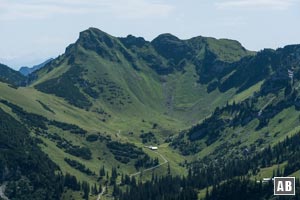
[1,27,300,200]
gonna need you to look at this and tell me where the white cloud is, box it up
[99,0,174,19]
[0,0,92,20]
[0,0,174,21]
[215,0,299,10]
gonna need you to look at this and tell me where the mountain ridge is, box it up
[1,27,300,199]
[29,27,255,117]
[0,63,25,86]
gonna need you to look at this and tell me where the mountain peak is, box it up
[119,34,148,48]
[81,27,111,37]
[78,27,114,46]
[151,33,194,65]
[151,33,180,43]
[68,27,118,59]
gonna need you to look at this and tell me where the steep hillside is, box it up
[0,63,25,86]
[29,28,254,123]
[0,107,62,200]
[172,44,300,161]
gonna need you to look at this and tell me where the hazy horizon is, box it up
[1,0,300,70]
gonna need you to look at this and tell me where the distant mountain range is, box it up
[19,58,53,76]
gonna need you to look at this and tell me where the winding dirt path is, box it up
[96,186,106,200]
[127,151,168,178]
[97,150,168,200]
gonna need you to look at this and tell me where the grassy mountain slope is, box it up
[0,63,26,86]
[1,28,300,199]
[30,28,254,122]
[0,80,186,189]
[171,44,300,171]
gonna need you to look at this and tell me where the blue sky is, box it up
[1,0,300,70]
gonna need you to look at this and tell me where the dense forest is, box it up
[0,106,110,200]
[114,132,300,200]
[0,108,62,199]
